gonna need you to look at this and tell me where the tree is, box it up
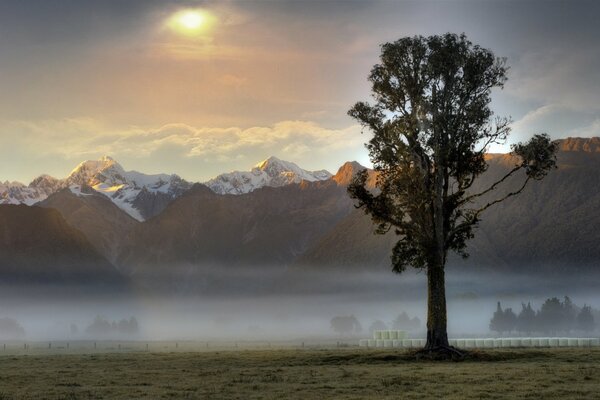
[538,297,563,334]
[392,311,421,331]
[503,308,517,334]
[348,33,557,356]
[368,320,388,334]
[561,296,577,333]
[0,317,25,339]
[577,304,595,333]
[490,302,518,335]
[330,315,362,336]
[516,302,536,335]
[85,315,112,335]
[489,302,505,335]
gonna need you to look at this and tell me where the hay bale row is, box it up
[359,337,600,348]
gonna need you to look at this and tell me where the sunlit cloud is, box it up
[0,118,366,182]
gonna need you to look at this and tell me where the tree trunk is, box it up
[425,260,450,349]
[426,132,450,351]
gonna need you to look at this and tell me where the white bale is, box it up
[465,339,476,348]
[448,339,457,347]
[558,338,568,347]
[359,339,368,347]
[392,340,400,348]
[367,339,377,348]
[384,339,393,348]
[591,338,600,347]
[494,339,503,348]
[475,339,485,348]
[374,331,382,340]
[389,330,398,340]
[578,338,590,347]
[548,338,559,347]
[568,338,578,347]
[398,331,407,340]
[402,339,412,348]
[510,338,521,347]
[531,338,540,347]
[381,331,390,340]
[520,338,531,347]
[376,339,384,348]
[539,338,549,347]
[484,339,494,348]
[455,339,465,348]
[501,339,511,348]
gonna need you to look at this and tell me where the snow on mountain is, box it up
[205,156,333,195]
[63,156,191,221]
[0,156,191,221]
[1,155,332,217]
[0,181,47,205]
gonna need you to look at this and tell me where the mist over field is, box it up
[0,266,598,342]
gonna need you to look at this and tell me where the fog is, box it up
[1,266,599,342]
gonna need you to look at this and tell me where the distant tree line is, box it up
[369,312,421,334]
[85,316,139,336]
[0,317,25,339]
[330,311,421,336]
[330,315,362,336]
[490,297,596,335]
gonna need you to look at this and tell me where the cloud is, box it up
[509,103,599,144]
[506,48,600,112]
[0,118,366,181]
[568,119,600,138]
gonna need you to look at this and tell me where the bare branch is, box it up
[460,164,522,205]
[472,176,531,217]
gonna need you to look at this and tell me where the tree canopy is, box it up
[349,33,556,273]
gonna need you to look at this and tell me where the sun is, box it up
[179,11,204,30]
[167,9,215,36]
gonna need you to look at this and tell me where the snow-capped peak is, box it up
[206,156,333,195]
[1,156,191,221]
[66,156,128,188]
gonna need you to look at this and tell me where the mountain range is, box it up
[2,137,600,292]
[0,156,331,221]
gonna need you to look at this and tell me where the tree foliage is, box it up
[392,311,421,331]
[368,320,388,334]
[490,297,596,335]
[348,33,557,273]
[578,305,595,333]
[489,302,516,335]
[330,315,362,336]
[516,302,536,335]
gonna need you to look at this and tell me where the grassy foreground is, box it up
[1,347,599,399]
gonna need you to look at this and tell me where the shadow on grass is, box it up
[304,348,558,365]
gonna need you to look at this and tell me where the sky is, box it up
[1,0,600,183]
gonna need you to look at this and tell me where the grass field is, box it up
[1,346,599,399]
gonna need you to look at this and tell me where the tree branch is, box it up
[447,175,531,243]
[460,164,522,205]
